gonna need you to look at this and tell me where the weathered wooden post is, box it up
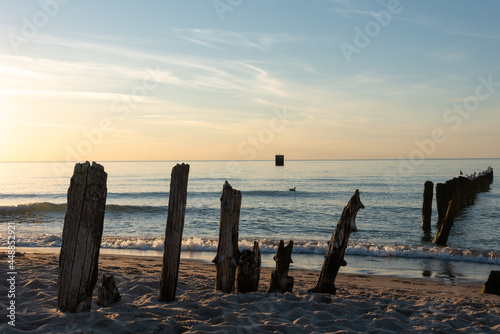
[435,182,449,225]
[422,181,434,232]
[213,181,242,293]
[159,163,190,302]
[57,161,107,312]
[235,241,261,293]
[267,240,294,293]
[434,200,456,246]
[309,189,364,294]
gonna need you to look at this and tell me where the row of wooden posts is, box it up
[421,167,494,246]
[57,162,364,312]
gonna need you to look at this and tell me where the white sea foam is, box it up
[6,235,500,265]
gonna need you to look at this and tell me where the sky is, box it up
[0,0,499,162]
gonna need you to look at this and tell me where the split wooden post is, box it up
[57,161,107,312]
[159,163,190,302]
[422,181,434,232]
[235,241,261,293]
[213,181,242,293]
[267,240,294,293]
[309,189,364,295]
[434,200,456,246]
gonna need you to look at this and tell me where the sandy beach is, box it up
[1,252,499,333]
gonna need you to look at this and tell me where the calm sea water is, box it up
[1,159,499,282]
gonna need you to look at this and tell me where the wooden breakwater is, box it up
[436,167,494,225]
[56,162,366,311]
[433,167,493,246]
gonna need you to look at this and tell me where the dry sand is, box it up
[1,252,499,333]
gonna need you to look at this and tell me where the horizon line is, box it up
[1,157,499,163]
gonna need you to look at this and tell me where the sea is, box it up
[1,159,499,283]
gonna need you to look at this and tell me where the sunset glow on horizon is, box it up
[1,0,500,162]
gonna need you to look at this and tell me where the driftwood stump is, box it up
[422,181,434,232]
[96,274,121,307]
[235,241,261,293]
[309,190,364,294]
[57,161,107,312]
[267,240,294,293]
[213,181,242,293]
[159,163,190,302]
[481,270,500,295]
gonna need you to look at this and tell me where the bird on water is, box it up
[289,187,296,192]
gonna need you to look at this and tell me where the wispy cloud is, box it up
[396,14,500,41]
[66,31,154,46]
[327,0,383,18]
[12,31,296,98]
[0,46,288,101]
[427,49,466,60]
[0,87,161,104]
[0,24,335,110]
[354,116,368,124]
[11,121,89,130]
[443,29,500,40]
[395,14,441,30]
[169,28,299,51]
[0,62,56,84]
[352,71,387,84]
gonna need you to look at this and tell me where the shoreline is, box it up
[1,252,499,333]
[7,246,500,284]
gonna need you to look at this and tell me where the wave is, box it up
[0,187,321,204]
[241,190,317,197]
[346,242,500,265]
[0,197,409,219]
[108,192,168,199]
[0,193,63,199]
[187,190,327,198]
[109,189,336,199]
[105,204,166,214]
[0,202,67,214]
[95,189,328,199]
[5,235,500,265]
[0,202,167,215]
